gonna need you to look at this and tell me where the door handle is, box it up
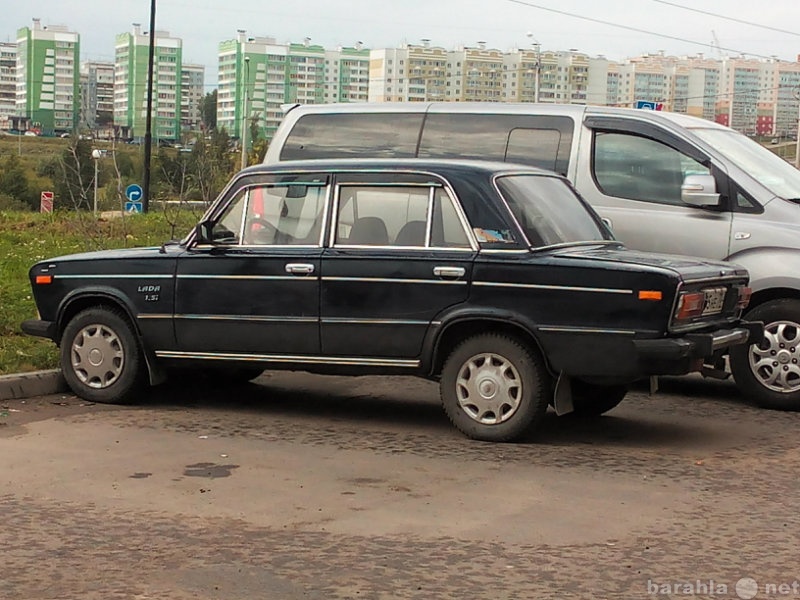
[433,266,466,279]
[285,263,315,275]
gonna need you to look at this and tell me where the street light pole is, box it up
[240,55,250,171]
[526,32,541,103]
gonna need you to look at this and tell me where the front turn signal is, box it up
[35,275,53,285]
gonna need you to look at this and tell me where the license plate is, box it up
[702,287,727,315]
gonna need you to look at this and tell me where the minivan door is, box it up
[576,119,732,259]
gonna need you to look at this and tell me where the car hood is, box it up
[550,245,748,283]
[39,245,181,265]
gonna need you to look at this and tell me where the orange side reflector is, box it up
[638,290,662,301]
[35,275,53,285]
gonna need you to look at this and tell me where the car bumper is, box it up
[20,319,57,341]
[634,322,763,375]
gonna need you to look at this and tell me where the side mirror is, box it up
[681,174,721,208]
[194,221,214,244]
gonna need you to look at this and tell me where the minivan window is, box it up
[419,114,574,175]
[593,131,710,206]
[496,175,608,247]
[280,113,424,160]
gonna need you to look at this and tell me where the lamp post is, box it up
[240,55,250,171]
[91,149,105,215]
[526,32,541,103]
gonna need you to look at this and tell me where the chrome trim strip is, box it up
[177,274,318,281]
[137,314,173,320]
[54,274,173,279]
[174,314,318,323]
[321,318,430,325]
[323,276,467,285]
[538,326,637,335]
[473,281,633,294]
[154,350,420,368]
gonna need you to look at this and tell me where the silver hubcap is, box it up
[456,352,522,425]
[71,324,125,389]
[749,320,800,393]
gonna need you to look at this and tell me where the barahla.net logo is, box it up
[647,577,800,598]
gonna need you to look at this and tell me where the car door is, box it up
[320,172,476,361]
[576,120,732,259]
[173,174,329,356]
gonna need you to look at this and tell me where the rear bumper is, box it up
[20,319,57,341]
[634,321,763,375]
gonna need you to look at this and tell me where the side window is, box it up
[506,128,562,173]
[593,131,711,206]
[334,185,471,248]
[212,184,327,246]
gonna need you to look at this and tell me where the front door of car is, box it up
[578,125,732,259]
[320,174,476,360]
[174,175,329,356]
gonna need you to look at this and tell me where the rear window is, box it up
[279,113,424,160]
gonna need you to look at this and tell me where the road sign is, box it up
[125,201,143,214]
[125,184,143,202]
[636,100,664,111]
[40,191,54,213]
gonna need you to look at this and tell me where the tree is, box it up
[38,137,95,210]
[200,90,217,131]
[0,154,32,208]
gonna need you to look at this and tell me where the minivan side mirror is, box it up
[681,174,721,208]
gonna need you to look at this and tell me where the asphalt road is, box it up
[1,372,799,599]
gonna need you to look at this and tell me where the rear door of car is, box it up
[319,171,477,361]
[172,173,329,357]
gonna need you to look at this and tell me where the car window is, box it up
[334,184,470,248]
[496,174,608,247]
[593,131,710,206]
[211,184,327,246]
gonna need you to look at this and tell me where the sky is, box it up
[5,0,800,88]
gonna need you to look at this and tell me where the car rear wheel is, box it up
[440,333,549,442]
[730,299,800,410]
[568,381,627,417]
[60,307,145,404]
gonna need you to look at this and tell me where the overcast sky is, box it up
[5,0,800,87]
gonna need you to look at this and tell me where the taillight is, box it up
[674,291,705,320]
[737,286,752,310]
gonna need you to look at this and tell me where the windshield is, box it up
[495,174,611,247]
[692,128,800,200]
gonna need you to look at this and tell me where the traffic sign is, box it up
[636,100,664,111]
[125,201,143,214]
[40,191,54,213]
[125,184,143,202]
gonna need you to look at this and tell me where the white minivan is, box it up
[265,102,800,410]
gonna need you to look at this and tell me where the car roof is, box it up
[239,157,561,178]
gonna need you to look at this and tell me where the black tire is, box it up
[440,333,550,442]
[568,381,627,417]
[60,307,146,404]
[730,298,800,410]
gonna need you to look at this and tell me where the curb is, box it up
[0,369,68,401]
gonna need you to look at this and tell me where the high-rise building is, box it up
[0,42,16,130]
[80,60,114,132]
[114,25,181,141]
[218,32,369,143]
[15,19,80,135]
[181,62,205,133]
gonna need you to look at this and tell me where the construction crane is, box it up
[711,30,723,59]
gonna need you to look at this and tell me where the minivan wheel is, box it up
[440,334,549,442]
[60,307,145,404]
[730,298,800,410]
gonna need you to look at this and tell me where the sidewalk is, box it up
[0,370,67,400]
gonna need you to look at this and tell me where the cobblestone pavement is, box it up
[1,372,798,599]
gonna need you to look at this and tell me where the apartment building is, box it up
[218,32,369,143]
[15,19,80,135]
[0,42,16,130]
[114,25,182,141]
[80,60,114,131]
[181,63,205,132]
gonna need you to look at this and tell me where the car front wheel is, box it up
[730,298,800,410]
[60,307,145,404]
[440,333,549,442]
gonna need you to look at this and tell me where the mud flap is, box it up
[553,372,574,416]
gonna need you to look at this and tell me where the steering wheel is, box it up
[246,218,278,245]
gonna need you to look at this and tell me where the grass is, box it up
[0,208,200,375]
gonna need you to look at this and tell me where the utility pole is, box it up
[240,55,250,171]
[526,32,541,103]
[142,0,156,213]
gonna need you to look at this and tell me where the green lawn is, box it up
[0,209,198,375]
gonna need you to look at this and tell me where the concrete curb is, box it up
[0,369,68,401]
